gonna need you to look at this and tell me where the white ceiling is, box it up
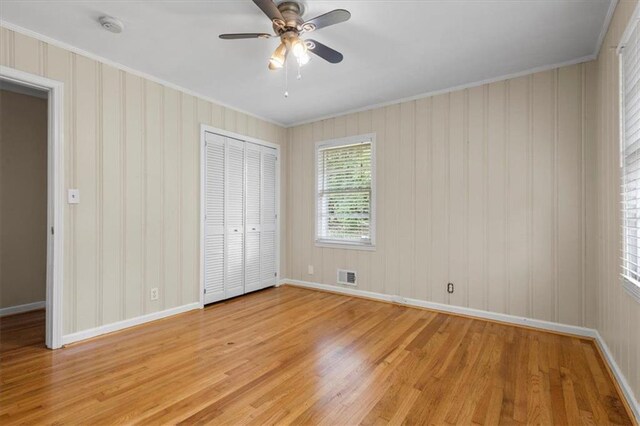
[0,0,614,126]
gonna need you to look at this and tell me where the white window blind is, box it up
[620,16,640,302]
[316,137,375,247]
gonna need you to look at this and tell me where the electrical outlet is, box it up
[150,287,159,301]
[308,265,314,275]
[447,283,454,294]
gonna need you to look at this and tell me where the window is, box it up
[619,16,640,303]
[315,135,375,249]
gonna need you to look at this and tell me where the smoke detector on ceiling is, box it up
[99,16,124,34]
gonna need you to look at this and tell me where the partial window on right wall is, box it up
[619,15,640,303]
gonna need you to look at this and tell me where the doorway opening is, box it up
[0,66,64,349]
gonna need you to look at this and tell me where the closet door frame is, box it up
[199,124,280,308]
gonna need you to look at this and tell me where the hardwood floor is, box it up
[0,286,634,425]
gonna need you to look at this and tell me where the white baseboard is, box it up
[281,278,639,423]
[282,279,596,337]
[0,301,45,317]
[594,331,640,422]
[62,302,201,345]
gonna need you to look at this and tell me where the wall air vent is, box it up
[337,269,357,286]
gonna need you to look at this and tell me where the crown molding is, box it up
[286,53,596,127]
[0,20,287,128]
[595,0,619,57]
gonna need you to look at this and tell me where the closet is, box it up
[203,131,279,305]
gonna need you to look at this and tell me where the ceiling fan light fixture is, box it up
[269,42,287,69]
[297,50,310,66]
[290,37,307,59]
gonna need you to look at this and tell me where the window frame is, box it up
[314,133,376,251]
[618,6,640,304]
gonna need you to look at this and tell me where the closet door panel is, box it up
[204,133,225,304]
[226,232,244,297]
[245,233,261,292]
[260,231,276,286]
[225,138,245,298]
[245,143,262,292]
[260,147,278,288]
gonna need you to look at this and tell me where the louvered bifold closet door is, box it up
[260,146,278,288]
[244,143,262,293]
[225,137,245,298]
[204,133,225,304]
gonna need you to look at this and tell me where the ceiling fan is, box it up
[219,0,350,70]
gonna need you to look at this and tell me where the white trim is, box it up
[62,302,200,345]
[287,55,595,127]
[283,279,596,337]
[315,134,377,150]
[275,141,282,293]
[199,127,206,308]
[622,277,640,302]
[0,66,64,350]
[0,79,48,99]
[205,126,282,151]
[314,134,376,250]
[199,124,281,308]
[596,0,619,56]
[0,301,46,317]
[0,20,285,128]
[617,1,640,53]
[594,330,640,423]
[315,242,376,251]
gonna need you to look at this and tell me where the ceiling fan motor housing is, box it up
[274,1,305,34]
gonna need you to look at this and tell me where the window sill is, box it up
[315,241,376,252]
[622,277,640,303]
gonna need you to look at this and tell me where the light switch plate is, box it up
[68,189,80,204]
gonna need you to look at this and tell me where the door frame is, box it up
[199,124,281,308]
[0,66,65,349]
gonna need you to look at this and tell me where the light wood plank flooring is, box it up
[0,286,634,425]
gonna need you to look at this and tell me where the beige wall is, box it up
[594,0,640,403]
[287,63,596,328]
[0,89,47,309]
[0,27,288,335]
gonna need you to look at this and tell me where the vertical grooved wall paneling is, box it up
[593,0,640,403]
[0,27,287,335]
[287,63,593,329]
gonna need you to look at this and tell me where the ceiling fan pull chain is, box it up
[297,61,302,80]
[284,60,289,98]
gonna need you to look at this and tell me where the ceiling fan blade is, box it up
[219,33,273,40]
[252,0,285,25]
[305,39,343,64]
[302,9,351,32]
